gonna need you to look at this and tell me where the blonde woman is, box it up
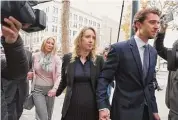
[56,27,104,120]
[27,37,61,120]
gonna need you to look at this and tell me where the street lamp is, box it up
[109,27,112,45]
[117,0,125,42]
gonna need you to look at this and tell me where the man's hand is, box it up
[153,113,161,120]
[159,21,168,33]
[1,16,22,44]
[99,109,110,120]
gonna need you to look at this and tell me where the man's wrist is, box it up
[3,35,19,44]
[5,39,16,44]
[52,87,58,91]
[99,108,110,112]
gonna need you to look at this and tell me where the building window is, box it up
[52,25,57,32]
[52,16,58,23]
[53,6,58,14]
[73,23,77,28]
[93,21,96,26]
[27,39,29,45]
[52,26,54,32]
[84,18,88,24]
[78,24,82,28]
[28,39,30,45]
[69,21,72,27]
[97,23,100,28]
[56,8,58,14]
[41,37,43,41]
[58,28,61,34]
[55,26,57,32]
[58,37,61,43]
[76,15,78,20]
[79,16,83,22]
[34,38,36,43]
[74,14,78,21]
[45,26,48,32]
[53,7,55,13]
[70,13,72,20]
[73,31,77,36]
[69,29,71,36]
[37,37,39,43]
[46,16,48,22]
[46,7,49,12]
[73,14,76,20]
[89,20,91,24]
[89,20,92,25]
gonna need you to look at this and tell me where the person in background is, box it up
[103,46,115,103]
[35,49,40,53]
[24,49,33,97]
[154,21,178,120]
[27,37,61,120]
[1,16,29,120]
[96,8,161,120]
[56,26,104,120]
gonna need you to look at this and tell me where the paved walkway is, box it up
[20,94,65,120]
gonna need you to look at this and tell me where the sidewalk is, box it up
[20,93,65,120]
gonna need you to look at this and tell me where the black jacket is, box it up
[1,36,28,120]
[56,53,104,117]
[1,36,28,82]
[154,32,178,115]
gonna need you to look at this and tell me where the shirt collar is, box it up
[134,35,148,48]
[77,55,91,61]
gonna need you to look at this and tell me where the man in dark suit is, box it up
[96,8,161,120]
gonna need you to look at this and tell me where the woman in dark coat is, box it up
[56,26,104,120]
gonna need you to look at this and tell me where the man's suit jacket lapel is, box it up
[129,37,144,85]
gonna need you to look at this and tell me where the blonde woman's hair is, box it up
[41,37,57,55]
[71,26,97,62]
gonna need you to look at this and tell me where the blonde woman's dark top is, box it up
[56,53,104,120]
